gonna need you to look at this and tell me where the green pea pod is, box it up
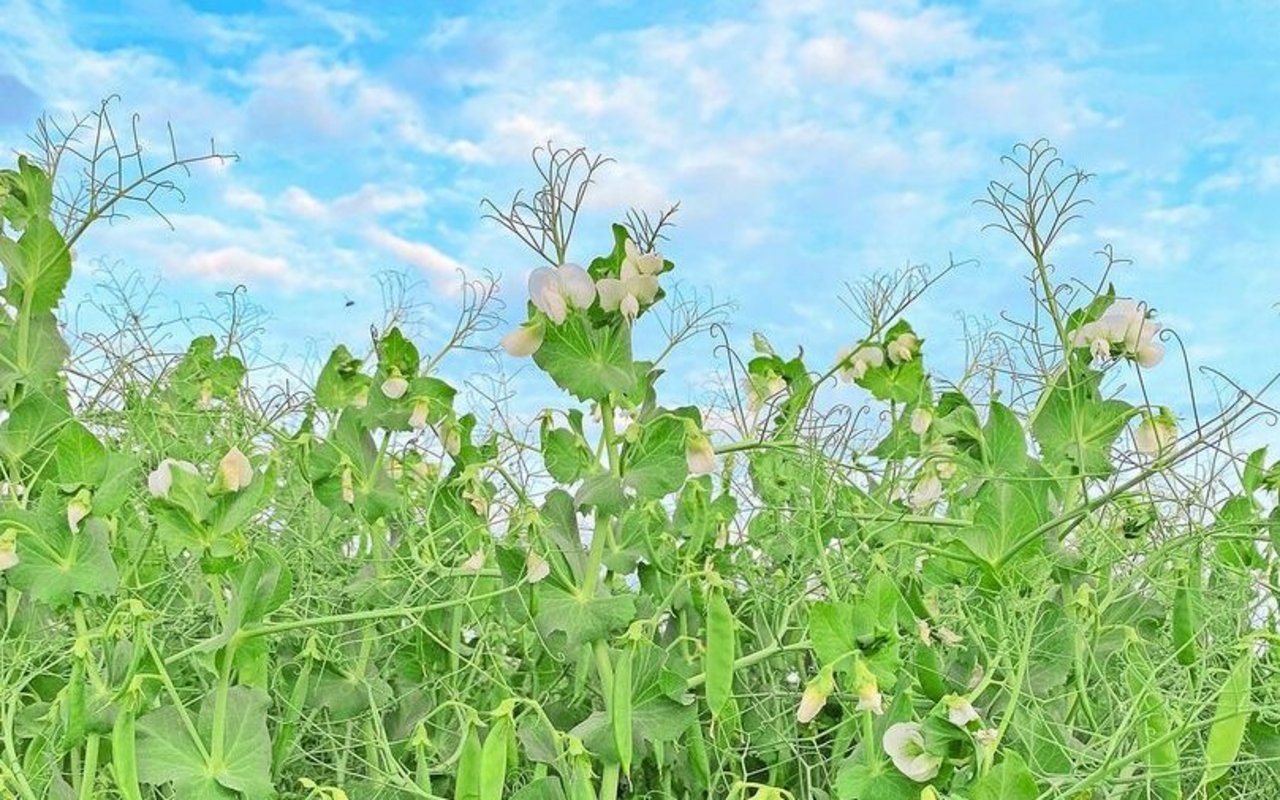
[60,658,88,750]
[111,705,144,800]
[1124,640,1181,799]
[479,716,512,800]
[705,586,735,718]
[686,720,711,791]
[1202,649,1254,787]
[1171,562,1200,668]
[455,726,483,800]
[612,646,634,777]
[913,642,946,701]
[271,657,314,778]
[567,755,596,800]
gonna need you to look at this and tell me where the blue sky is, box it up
[2,0,1279,426]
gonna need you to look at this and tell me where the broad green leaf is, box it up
[6,514,118,608]
[135,686,273,799]
[971,751,1039,800]
[1202,649,1254,786]
[541,426,593,484]
[835,758,917,800]
[572,641,696,759]
[534,586,636,652]
[532,314,636,402]
[314,344,367,410]
[53,421,108,488]
[960,478,1050,568]
[621,414,688,499]
[0,311,68,393]
[1,217,71,314]
[376,326,420,377]
[984,400,1028,474]
[1031,368,1132,478]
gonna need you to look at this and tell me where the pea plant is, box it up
[1,110,1278,800]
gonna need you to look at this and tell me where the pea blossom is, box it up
[67,490,92,533]
[381,373,410,400]
[1071,298,1164,367]
[883,722,942,782]
[910,472,943,511]
[217,447,254,493]
[408,399,430,431]
[887,332,920,365]
[340,465,356,505]
[1135,407,1177,455]
[911,407,933,436]
[500,320,545,358]
[686,431,717,476]
[147,458,199,498]
[796,667,835,724]
[837,345,884,382]
[525,550,551,584]
[529,263,596,324]
[0,529,17,571]
[597,243,662,321]
[853,657,885,715]
[944,694,981,728]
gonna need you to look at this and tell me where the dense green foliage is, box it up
[1,129,1278,800]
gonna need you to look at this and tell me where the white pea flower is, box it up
[887,332,920,365]
[883,722,942,783]
[1134,407,1177,456]
[196,379,213,410]
[340,465,356,505]
[854,658,884,716]
[460,549,485,572]
[935,460,957,480]
[529,263,596,324]
[837,345,885,382]
[686,432,717,476]
[0,529,18,571]
[622,238,664,276]
[351,385,370,409]
[911,407,933,436]
[461,626,479,645]
[785,671,801,687]
[974,727,999,751]
[746,371,787,413]
[796,668,834,724]
[1071,298,1164,368]
[917,618,933,645]
[408,399,430,431]
[67,491,92,533]
[525,550,550,584]
[147,458,199,498]
[500,320,545,357]
[909,473,943,511]
[944,694,981,728]
[937,626,964,647]
[217,447,254,493]
[381,373,410,399]
[439,419,462,456]
[596,256,661,322]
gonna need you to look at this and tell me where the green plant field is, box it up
[1,113,1278,800]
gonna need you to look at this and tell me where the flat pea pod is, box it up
[1171,562,1200,668]
[455,725,483,800]
[271,657,314,777]
[111,705,144,800]
[479,715,512,800]
[913,642,946,701]
[704,586,735,718]
[60,658,88,750]
[612,646,634,777]
[1202,648,1254,787]
[686,720,711,791]
[1124,640,1181,799]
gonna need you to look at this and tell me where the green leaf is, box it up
[571,641,696,759]
[53,421,108,488]
[621,414,688,500]
[534,586,636,653]
[135,686,273,799]
[835,758,917,800]
[541,426,593,484]
[984,401,1027,474]
[314,345,367,410]
[970,751,1039,800]
[376,327,420,377]
[6,514,118,608]
[960,478,1050,569]
[1202,649,1254,786]
[532,314,636,402]
[0,310,69,393]
[1031,368,1132,478]
[1,217,71,314]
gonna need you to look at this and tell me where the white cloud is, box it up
[362,226,471,295]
